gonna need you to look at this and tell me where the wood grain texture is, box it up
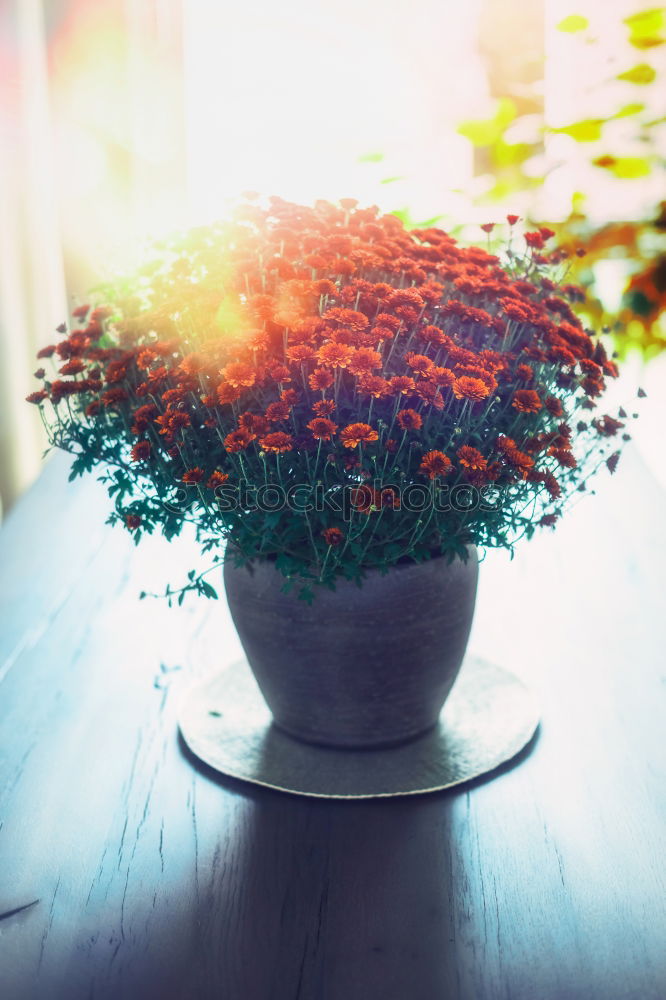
[0,449,665,1000]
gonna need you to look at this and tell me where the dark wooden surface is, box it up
[0,449,664,1000]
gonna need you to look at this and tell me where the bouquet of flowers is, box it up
[28,197,630,601]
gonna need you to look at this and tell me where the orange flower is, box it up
[430,366,455,388]
[308,367,334,390]
[347,347,382,376]
[224,428,255,452]
[405,353,433,377]
[182,467,205,484]
[457,446,487,471]
[317,342,354,368]
[156,410,191,436]
[217,381,242,405]
[306,417,337,440]
[322,526,344,546]
[207,470,230,489]
[340,422,378,448]
[452,376,490,402]
[358,374,389,398]
[495,435,516,454]
[221,361,256,388]
[239,411,270,436]
[388,375,416,396]
[512,389,542,413]
[312,399,336,416]
[324,307,369,330]
[259,431,294,453]
[137,349,158,370]
[265,400,291,423]
[505,448,534,479]
[396,408,422,431]
[419,451,452,479]
[286,344,317,363]
[549,447,577,469]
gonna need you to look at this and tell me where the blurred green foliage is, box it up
[383,5,666,358]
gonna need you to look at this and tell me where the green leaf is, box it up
[624,7,664,37]
[613,102,646,118]
[617,63,657,84]
[457,98,517,147]
[550,119,605,141]
[357,152,384,163]
[557,14,589,32]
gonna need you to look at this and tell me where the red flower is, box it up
[505,448,534,479]
[405,353,433,377]
[524,231,545,250]
[182,467,205,484]
[347,347,382,376]
[265,400,291,423]
[430,366,455,388]
[130,441,152,462]
[495,435,516,454]
[102,387,128,407]
[317,342,354,368]
[125,515,142,530]
[59,358,86,375]
[452,376,490,402]
[419,451,452,479]
[457,446,487,471]
[260,431,294,453]
[512,389,542,413]
[308,367,334,390]
[137,349,158,370]
[306,417,337,440]
[26,390,47,404]
[286,344,317,363]
[322,526,344,546]
[358,375,389,398]
[221,361,256,388]
[224,429,254,452]
[312,399,336,416]
[388,375,416,396]
[545,396,564,417]
[480,223,495,233]
[506,214,519,226]
[207,470,229,489]
[217,382,242,405]
[396,408,422,431]
[340,423,378,448]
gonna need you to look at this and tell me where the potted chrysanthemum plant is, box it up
[28,197,630,749]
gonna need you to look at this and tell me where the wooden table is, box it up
[1,449,664,1000]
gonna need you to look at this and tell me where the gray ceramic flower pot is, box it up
[223,549,479,749]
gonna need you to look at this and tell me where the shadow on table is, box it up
[171,726,539,1000]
